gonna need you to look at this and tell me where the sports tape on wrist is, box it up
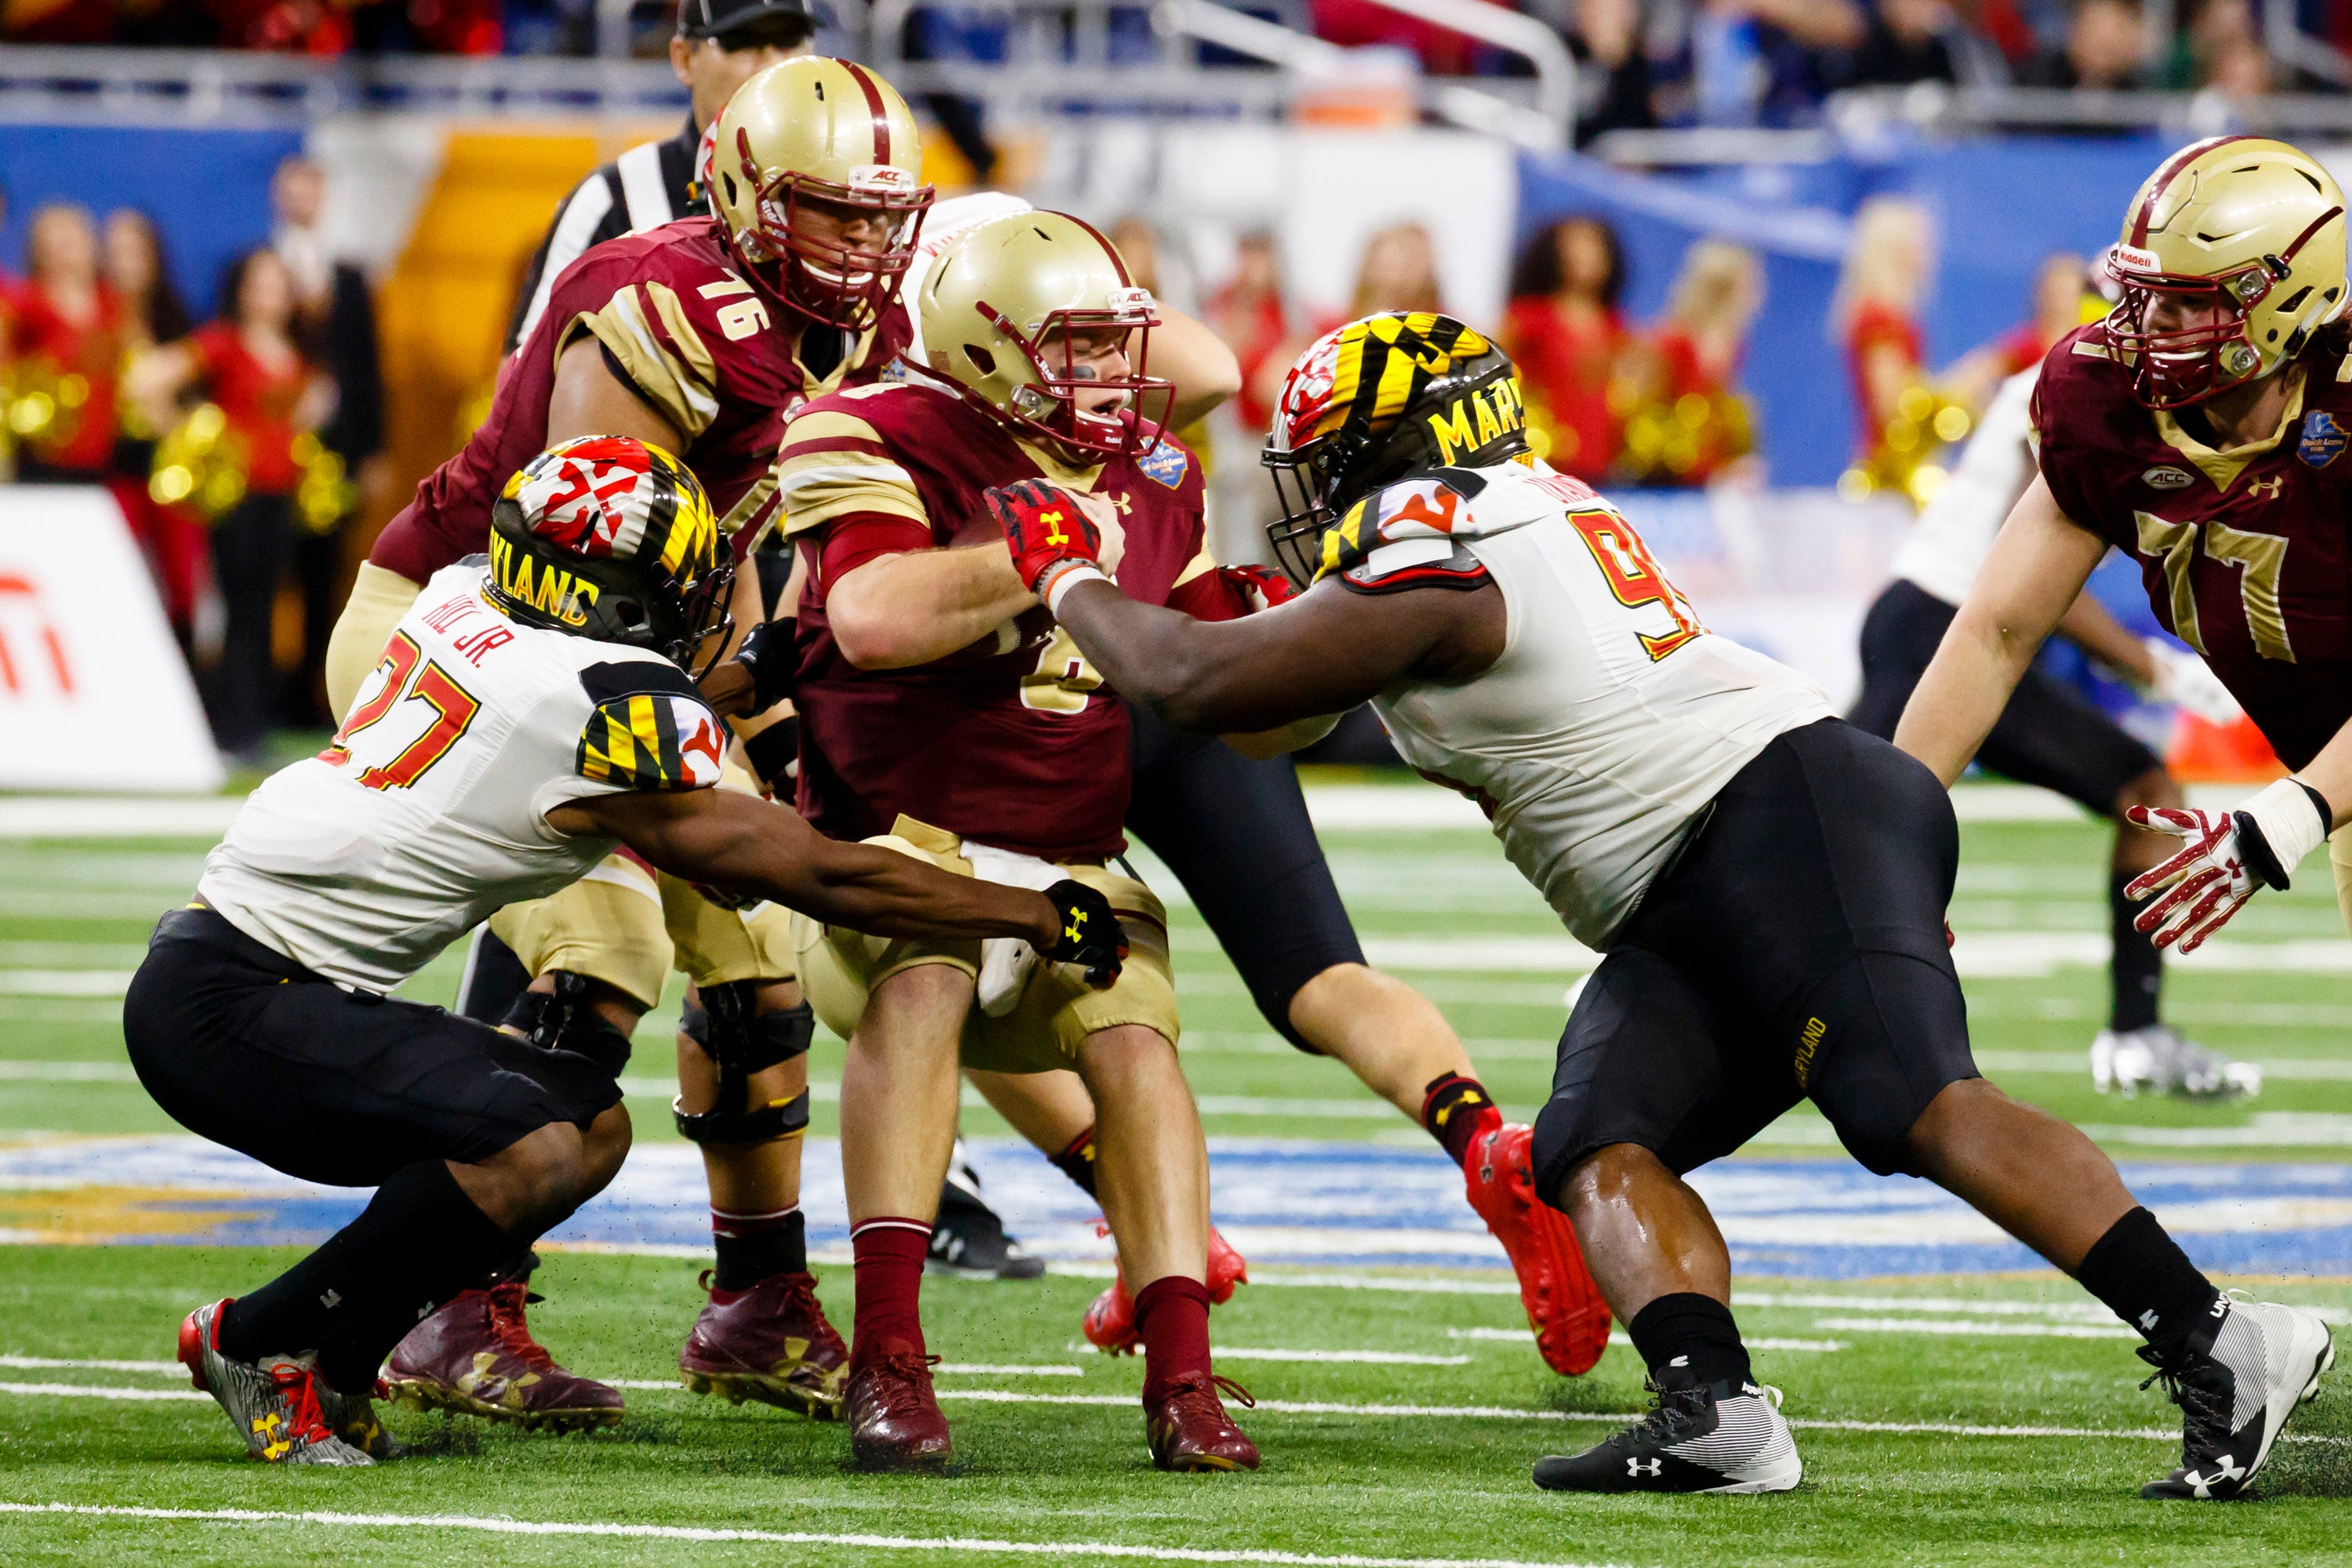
[2236,775,2332,890]
[1044,563,1110,617]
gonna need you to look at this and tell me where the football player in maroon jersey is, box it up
[1898,136,2352,960]
[771,211,1269,1472]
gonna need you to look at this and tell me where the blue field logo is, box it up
[1136,437,1189,488]
[2299,409,2347,469]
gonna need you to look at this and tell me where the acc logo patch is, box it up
[2142,466,2196,491]
[1135,438,1189,489]
[2299,410,2348,469]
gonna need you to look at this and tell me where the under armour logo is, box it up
[1065,913,1086,943]
[2187,1454,2245,1497]
[1628,1457,1662,1477]
[1041,508,1069,546]
[1110,492,1133,516]
[2248,477,2285,501]
[320,1289,342,1310]
[2139,1309,2159,1331]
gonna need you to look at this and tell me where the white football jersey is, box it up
[1889,368,2038,608]
[1345,461,1834,946]
[198,561,725,991]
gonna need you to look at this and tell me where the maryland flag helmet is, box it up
[705,56,932,333]
[488,436,735,677]
[919,210,1173,459]
[1262,312,1526,586]
[2105,136,2349,409]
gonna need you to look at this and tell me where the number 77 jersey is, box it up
[2031,321,2352,770]
[1332,460,1835,947]
[197,561,726,993]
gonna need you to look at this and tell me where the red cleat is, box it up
[678,1269,848,1419]
[1464,1122,1611,1376]
[845,1346,953,1471]
[1084,1225,1249,1355]
[382,1280,624,1431]
[1145,1372,1261,1472]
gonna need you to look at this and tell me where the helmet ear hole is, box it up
[964,344,996,377]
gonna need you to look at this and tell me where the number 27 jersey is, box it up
[198,562,724,992]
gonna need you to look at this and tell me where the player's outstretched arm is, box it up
[550,788,1066,949]
[1894,473,2108,786]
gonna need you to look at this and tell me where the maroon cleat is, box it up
[845,1345,953,1471]
[1145,1373,1261,1472]
[678,1269,848,1419]
[382,1279,624,1432]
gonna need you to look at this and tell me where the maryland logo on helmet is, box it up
[1261,312,1526,586]
[488,435,735,676]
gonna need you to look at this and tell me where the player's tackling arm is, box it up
[1894,473,2109,786]
[547,787,1062,946]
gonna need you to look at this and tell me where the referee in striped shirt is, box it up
[504,0,817,353]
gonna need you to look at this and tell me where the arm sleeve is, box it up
[815,515,936,598]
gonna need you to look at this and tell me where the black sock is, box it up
[1627,1293,1752,1388]
[713,1207,807,1291]
[219,1159,513,1389]
[2074,1206,2220,1353]
[1420,1073,1498,1168]
[1050,1127,1100,1199]
[2110,870,2163,1033]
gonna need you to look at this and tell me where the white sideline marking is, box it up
[1813,1316,2138,1341]
[0,1502,1631,1568]
[0,1381,205,1402]
[0,1355,179,1374]
[0,797,242,838]
[938,1363,1087,1377]
[1444,1329,1848,1353]
[1212,1348,1472,1367]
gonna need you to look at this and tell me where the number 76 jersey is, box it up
[2031,322,2352,770]
[1334,460,1834,948]
[197,562,725,993]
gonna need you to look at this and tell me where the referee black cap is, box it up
[676,0,818,42]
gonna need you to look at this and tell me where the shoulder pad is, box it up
[577,673,727,792]
[1337,539,1490,596]
[579,657,703,706]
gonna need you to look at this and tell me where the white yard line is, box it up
[0,1501,1638,1568]
[0,798,242,838]
[1211,1348,1472,1367]
[0,972,136,997]
[1444,1329,1848,1353]
[1810,1316,2137,1341]
[0,1355,180,1373]
[0,1381,205,1401]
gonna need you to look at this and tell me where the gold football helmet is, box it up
[2106,136,2348,408]
[916,210,1172,458]
[703,56,931,332]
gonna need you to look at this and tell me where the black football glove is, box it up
[1044,878,1127,988]
[731,616,797,715]
[740,711,800,790]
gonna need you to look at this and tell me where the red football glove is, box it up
[1218,562,1299,613]
[989,478,1106,609]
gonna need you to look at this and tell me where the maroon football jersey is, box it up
[2033,321,2352,768]
[778,382,1211,859]
[370,217,909,584]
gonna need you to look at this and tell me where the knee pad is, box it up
[503,971,635,1080]
[674,982,815,1146]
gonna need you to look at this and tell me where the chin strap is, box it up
[673,980,815,1146]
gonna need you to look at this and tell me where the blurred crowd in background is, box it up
[0,155,381,767]
[0,0,2325,136]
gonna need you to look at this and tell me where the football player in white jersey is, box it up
[987,313,2334,1502]
[131,437,1123,1468]
[1849,316,2257,1102]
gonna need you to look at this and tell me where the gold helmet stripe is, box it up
[839,59,894,165]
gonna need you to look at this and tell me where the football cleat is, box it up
[1464,1121,1612,1376]
[1083,1226,1249,1354]
[678,1268,848,1418]
[846,1347,953,1471]
[930,1156,1047,1279]
[2140,1297,2333,1500]
[2092,1025,2262,1100]
[1532,1361,1802,1494]
[176,1300,373,1467]
[1145,1373,1261,1472]
[382,1280,624,1431]
[314,1381,408,1461]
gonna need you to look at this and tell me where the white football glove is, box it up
[2143,638,2244,727]
[2125,778,2333,953]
